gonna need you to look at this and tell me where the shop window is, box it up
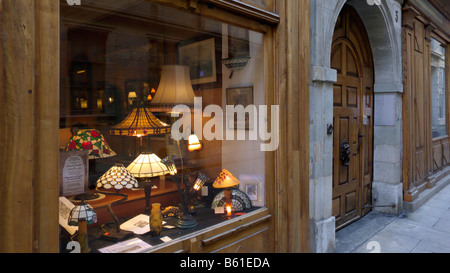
[59,0,269,252]
[431,38,447,138]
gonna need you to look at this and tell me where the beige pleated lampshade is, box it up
[127,153,170,178]
[151,65,195,111]
[110,107,171,137]
[213,169,240,189]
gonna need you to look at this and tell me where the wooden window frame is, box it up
[1,0,312,253]
[430,33,449,141]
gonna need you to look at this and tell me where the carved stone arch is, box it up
[309,0,404,253]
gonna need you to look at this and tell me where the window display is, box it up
[59,0,268,252]
[431,37,447,138]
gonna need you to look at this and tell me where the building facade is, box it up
[309,0,449,253]
[0,0,448,253]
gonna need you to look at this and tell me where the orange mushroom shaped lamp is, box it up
[213,170,240,217]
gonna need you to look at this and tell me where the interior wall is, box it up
[221,25,266,205]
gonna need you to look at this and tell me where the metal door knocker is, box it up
[340,139,351,166]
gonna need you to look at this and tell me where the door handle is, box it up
[357,129,365,153]
[340,139,351,166]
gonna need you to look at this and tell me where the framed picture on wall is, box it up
[226,86,254,130]
[178,37,217,85]
[239,174,265,207]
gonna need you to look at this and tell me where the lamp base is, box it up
[176,214,198,229]
[100,229,134,243]
[74,192,100,201]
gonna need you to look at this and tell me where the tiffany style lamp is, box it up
[68,201,97,253]
[127,153,172,214]
[66,128,116,159]
[213,169,241,217]
[96,164,139,242]
[66,128,116,200]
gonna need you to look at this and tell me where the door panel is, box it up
[331,5,374,230]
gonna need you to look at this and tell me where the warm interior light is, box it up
[226,205,232,215]
[110,107,171,137]
[97,98,103,110]
[188,134,203,152]
[127,153,170,178]
[128,92,137,99]
[77,70,86,74]
[193,183,202,191]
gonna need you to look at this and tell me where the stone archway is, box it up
[309,0,403,253]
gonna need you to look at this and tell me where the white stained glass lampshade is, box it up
[68,202,97,226]
[97,164,139,190]
[127,153,170,179]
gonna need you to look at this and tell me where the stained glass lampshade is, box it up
[127,153,171,214]
[127,153,170,178]
[193,172,209,192]
[110,107,171,137]
[162,155,178,175]
[213,169,240,189]
[68,202,97,226]
[96,164,139,191]
[213,170,241,217]
[151,65,196,112]
[66,129,116,159]
[68,201,97,253]
[211,189,252,212]
[95,164,137,242]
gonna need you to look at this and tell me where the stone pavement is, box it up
[336,183,450,253]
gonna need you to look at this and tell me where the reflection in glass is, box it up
[431,38,447,138]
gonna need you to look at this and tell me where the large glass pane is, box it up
[431,38,447,138]
[58,0,271,252]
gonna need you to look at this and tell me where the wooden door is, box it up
[331,5,374,230]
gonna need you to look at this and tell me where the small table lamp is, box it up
[66,129,117,200]
[187,172,209,214]
[96,164,139,242]
[68,201,97,253]
[213,169,241,217]
[127,153,171,214]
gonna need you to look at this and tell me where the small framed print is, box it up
[226,86,254,130]
[239,174,265,207]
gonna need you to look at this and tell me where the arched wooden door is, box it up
[331,5,374,230]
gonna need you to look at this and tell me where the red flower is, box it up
[103,149,110,155]
[93,150,99,155]
[82,142,93,150]
[90,130,100,138]
[68,141,77,150]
